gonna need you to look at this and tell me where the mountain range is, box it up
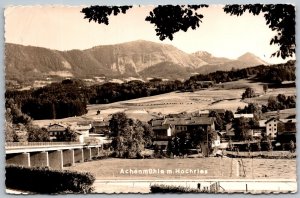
[5,40,268,82]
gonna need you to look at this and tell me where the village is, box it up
[4,3,297,194]
[24,105,296,159]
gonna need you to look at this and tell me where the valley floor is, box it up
[32,79,296,127]
[65,157,297,193]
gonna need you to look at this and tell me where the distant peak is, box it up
[238,52,256,58]
[193,51,212,57]
[237,52,268,65]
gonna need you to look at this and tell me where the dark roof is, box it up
[152,124,170,130]
[151,119,164,127]
[77,120,92,125]
[164,117,214,126]
[279,119,296,123]
[209,109,226,114]
[265,118,296,124]
[278,131,296,135]
[226,131,235,136]
[92,121,109,127]
[153,141,169,146]
[47,124,67,132]
[265,117,277,124]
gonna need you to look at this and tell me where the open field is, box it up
[32,79,296,127]
[65,157,296,180]
[263,108,296,119]
[243,87,296,106]
[91,179,297,194]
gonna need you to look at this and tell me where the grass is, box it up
[32,79,296,126]
[225,151,296,158]
[65,157,296,180]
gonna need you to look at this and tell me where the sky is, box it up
[4,5,294,64]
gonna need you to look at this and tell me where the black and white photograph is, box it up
[4,2,297,194]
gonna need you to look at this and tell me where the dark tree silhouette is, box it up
[81,6,132,25]
[81,4,295,59]
[145,5,208,40]
[263,84,268,94]
[27,126,50,142]
[223,4,295,59]
[242,87,255,99]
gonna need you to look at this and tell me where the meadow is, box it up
[32,79,296,127]
[65,157,296,180]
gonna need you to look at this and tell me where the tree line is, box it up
[5,60,295,121]
[238,94,296,114]
[187,60,295,85]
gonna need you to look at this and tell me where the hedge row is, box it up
[6,165,95,194]
[150,184,204,193]
[226,153,296,159]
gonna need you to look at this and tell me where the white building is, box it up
[259,118,296,138]
[265,118,278,138]
[74,123,92,143]
[233,114,254,119]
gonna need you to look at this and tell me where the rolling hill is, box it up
[5,40,268,82]
[138,61,192,80]
[193,52,268,74]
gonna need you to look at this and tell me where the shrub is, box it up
[289,140,296,153]
[6,165,95,194]
[150,184,205,193]
[242,87,255,99]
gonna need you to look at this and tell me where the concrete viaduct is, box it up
[5,142,102,170]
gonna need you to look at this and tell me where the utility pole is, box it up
[206,129,209,157]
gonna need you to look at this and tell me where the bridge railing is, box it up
[5,142,83,148]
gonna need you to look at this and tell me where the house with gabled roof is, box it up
[163,117,215,137]
[47,123,68,141]
[151,117,215,141]
[260,117,296,139]
[92,120,110,134]
[277,118,296,143]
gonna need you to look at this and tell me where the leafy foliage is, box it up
[151,184,208,193]
[209,111,224,130]
[234,117,251,140]
[224,4,295,59]
[109,112,153,158]
[242,87,256,99]
[89,79,183,104]
[266,139,273,151]
[5,98,31,125]
[5,61,294,122]
[145,5,208,40]
[289,140,295,153]
[6,79,88,120]
[27,125,50,142]
[257,63,295,83]
[263,94,296,112]
[224,110,234,123]
[6,165,95,193]
[81,6,132,25]
[56,127,78,142]
[190,60,295,85]
[5,122,17,142]
[82,4,295,59]
[263,84,268,94]
[237,103,262,120]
